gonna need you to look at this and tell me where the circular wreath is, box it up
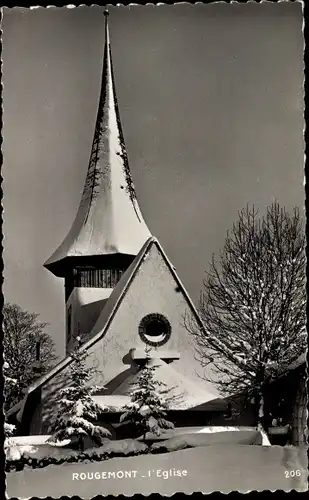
[138,313,171,347]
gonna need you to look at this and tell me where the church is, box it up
[7,11,228,437]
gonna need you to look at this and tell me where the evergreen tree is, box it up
[120,349,174,440]
[48,338,110,450]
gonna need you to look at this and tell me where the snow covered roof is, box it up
[286,352,306,371]
[6,400,23,419]
[92,395,130,412]
[278,351,307,378]
[111,357,218,409]
[44,12,151,277]
[189,397,229,412]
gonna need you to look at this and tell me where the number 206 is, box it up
[285,470,302,478]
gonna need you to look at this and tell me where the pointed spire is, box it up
[44,10,151,277]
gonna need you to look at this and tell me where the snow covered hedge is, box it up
[6,430,269,472]
[150,430,264,453]
[5,439,149,472]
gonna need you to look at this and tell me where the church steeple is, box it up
[44,10,151,278]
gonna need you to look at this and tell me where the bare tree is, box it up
[3,303,57,411]
[186,202,306,429]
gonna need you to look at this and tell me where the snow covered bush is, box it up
[5,439,149,472]
[150,429,264,453]
[4,422,16,438]
[48,338,111,450]
[98,438,148,456]
[120,350,174,440]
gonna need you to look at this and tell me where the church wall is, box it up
[27,356,106,435]
[28,400,43,435]
[66,287,112,352]
[39,364,73,434]
[84,242,218,400]
[33,344,108,433]
[28,242,218,434]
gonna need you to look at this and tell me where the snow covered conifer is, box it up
[4,422,16,438]
[48,337,110,450]
[120,347,174,440]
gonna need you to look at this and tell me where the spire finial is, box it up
[104,8,109,41]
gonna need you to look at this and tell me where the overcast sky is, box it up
[3,3,304,359]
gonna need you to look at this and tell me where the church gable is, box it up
[85,238,218,403]
[14,238,218,432]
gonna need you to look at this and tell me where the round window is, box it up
[138,313,171,347]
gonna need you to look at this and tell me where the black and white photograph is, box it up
[2,2,307,497]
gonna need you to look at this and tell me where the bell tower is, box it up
[44,11,151,354]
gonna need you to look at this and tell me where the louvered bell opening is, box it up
[74,268,124,288]
[65,267,126,301]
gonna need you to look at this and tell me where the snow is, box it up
[7,445,308,497]
[258,395,264,419]
[136,426,269,443]
[98,439,148,456]
[150,429,267,453]
[196,426,243,433]
[5,435,75,462]
[7,444,82,463]
[5,435,71,447]
[5,438,148,465]
[6,446,25,461]
[4,422,16,437]
[6,444,63,462]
